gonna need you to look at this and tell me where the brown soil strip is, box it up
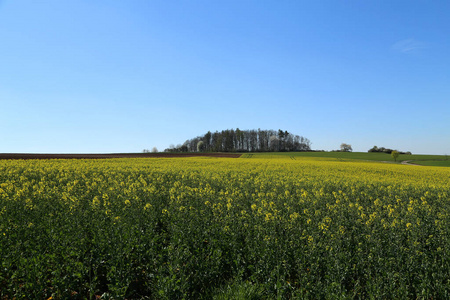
[0,153,242,160]
[401,160,422,166]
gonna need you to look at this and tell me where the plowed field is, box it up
[0,152,242,160]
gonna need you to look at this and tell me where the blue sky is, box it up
[1,1,449,154]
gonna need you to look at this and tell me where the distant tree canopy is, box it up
[340,143,353,152]
[368,146,411,155]
[165,129,311,153]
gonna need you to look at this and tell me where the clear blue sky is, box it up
[1,1,449,154]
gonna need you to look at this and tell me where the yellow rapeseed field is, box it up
[0,156,449,298]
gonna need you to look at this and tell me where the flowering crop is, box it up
[0,157,449,298]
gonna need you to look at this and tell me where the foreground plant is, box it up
[0,157,449,298]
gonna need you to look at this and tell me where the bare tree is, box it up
[197,141,204,152]
[269,135,279,151]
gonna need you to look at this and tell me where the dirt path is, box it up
[401,160,422,166]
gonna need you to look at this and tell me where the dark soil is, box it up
[0,153,242,160]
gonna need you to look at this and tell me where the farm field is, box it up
[0,152,242,160]
[1,156,450,299]
[413,160,450,167]
[244,151,450,167]
[243,152,449,166]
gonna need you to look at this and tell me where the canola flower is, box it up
[0,156,449,299]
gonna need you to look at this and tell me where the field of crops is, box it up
[245,151,450,167]
[1,156,449,299]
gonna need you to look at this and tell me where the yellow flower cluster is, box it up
[0,156,447,240]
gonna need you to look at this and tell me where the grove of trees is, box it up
[165,129,311,153]
[368,146,411,155]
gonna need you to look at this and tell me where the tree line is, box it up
[165,129,311,153]
[368,146,411,155]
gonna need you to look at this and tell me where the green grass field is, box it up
[414,160,450,167]
[242,152,450,167]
